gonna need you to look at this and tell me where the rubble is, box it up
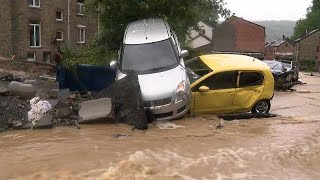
[96,74,150,130]
[57,89,71,102]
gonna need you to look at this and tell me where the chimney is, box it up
[283,35,286,40]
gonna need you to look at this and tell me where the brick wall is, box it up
[212,22,236,52]
[0,0,97,63]
[212,16,265,54]
[264,46,275,60]
[231,18,265,53]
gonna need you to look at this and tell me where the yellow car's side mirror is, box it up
[199,86,210,92]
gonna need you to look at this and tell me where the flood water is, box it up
[0,116,319,180]
[1,74,320,180]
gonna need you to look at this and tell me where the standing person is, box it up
[53,39,66,89]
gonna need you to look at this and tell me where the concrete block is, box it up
[8,81,35,99]
[78,98,112,123]
[57,89,70,102]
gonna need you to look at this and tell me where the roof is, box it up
[295,29,319,42]
[124,18,170,44]
[226,16,265,29]
[270,40,285,47]
[199,54,270,72]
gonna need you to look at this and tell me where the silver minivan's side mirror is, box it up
[110,60,118,69]
[181,50,189,58]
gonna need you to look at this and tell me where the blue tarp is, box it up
[59,64,116,92]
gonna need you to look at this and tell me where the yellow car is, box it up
[186,54,274,115]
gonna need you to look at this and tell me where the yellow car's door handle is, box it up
[229,92,235,95]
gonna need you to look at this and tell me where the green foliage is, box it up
[88,0,230,51]
[61,39,117,69]
[299,60,317,72]
[292,0,320,39]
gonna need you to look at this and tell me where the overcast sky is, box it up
[223,0,312,21]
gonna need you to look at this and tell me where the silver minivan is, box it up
[110,18,190,120]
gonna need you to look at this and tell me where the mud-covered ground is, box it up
[0,73,319,179]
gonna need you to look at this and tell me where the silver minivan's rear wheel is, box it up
[251,100,271,114]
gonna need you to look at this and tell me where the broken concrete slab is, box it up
[8,81,35,99]
[78,98,112,123]
[21,114,53,129]
[11,121,23,129]
[57,89,71,102]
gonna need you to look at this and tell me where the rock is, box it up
[47,99,59,109]
[69,94,77,100]
[35,114,53,129]
[58,107,72,118]
[78,98,112,123]
[21,114,53,129]
[23,80,37,84]
[11,121,23,129]
[8,81,35,99]
[57,89,71,102]
[96,74,149,130]
[70,115,79,120]
[0,99,9,108]
[0,87,9,95]
[49,89,59,99]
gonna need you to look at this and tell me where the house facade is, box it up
[264,37,295,60]
[187,21,213,53]
[295,30,320,71]
[212,16,265,59]
[0,0,97,63]
[295,30,320,62]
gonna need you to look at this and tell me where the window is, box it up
[239,72,264,87]
[29,0,40,7]
[56,31,63,41]
[77,0,84,15]
[317,46,319,52]
[194,71,238,91]
[30,21,41,47]
[56,11,63,21]
[78,25,85,43]
[285,43,288,47]
[121,39,178,73]
[27,52,36,61]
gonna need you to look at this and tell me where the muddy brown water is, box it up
[1,73,320,180]
[0,116,319,180]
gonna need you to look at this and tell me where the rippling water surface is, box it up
[0,116,319,180]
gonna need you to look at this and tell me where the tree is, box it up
[292,0,320,39]
[87,0,229,50]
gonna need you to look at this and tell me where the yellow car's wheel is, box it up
[251,100,271,114]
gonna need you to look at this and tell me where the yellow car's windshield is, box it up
[185,57,212,83]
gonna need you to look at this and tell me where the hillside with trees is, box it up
[292,0,320,39]
[254,21,296,42]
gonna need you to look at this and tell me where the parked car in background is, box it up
[278,60,299,82]
[110,18,190,120]
[186,54,274,114]
[263,60,295,90]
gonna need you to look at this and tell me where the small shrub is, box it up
[298,60,317,72]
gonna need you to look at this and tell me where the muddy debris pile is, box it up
[0,71,153,132]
